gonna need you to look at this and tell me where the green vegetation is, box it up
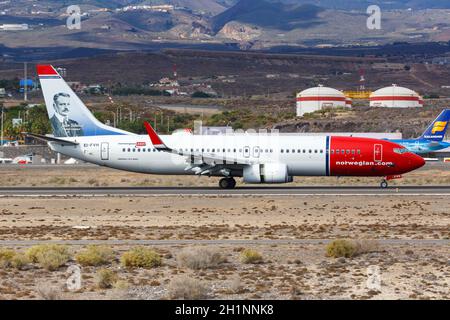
[240,249,263,264]
[326,239,357,258]
[75,245,115,266]
[1,104,51,140]
[0,248,17,268]
[326,239,380,258]
[120,246,162,269]
[112,87,170,96]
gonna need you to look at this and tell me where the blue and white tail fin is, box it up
[420,109,450,142]
[37,65,130,137]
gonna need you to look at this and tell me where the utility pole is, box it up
[167,116,170,133]
[24,62,28,102]
[0,103,4,147]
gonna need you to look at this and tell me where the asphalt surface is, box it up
[0,186,449,196]
[1,239,448,246]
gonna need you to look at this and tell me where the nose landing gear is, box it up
[380,179,388,189]
[219,177,236,189]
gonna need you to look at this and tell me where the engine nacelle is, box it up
[243,163,293,184]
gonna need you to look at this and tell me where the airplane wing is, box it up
[143,121,253,175]
[23,132,79,146]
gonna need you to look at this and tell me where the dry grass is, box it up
[326,239,380,258]
[240,249,263,264]
[176,247,226,270]
[75,245,115,266]
[167,275,209,300]
[36,284,63,300]
[0,248,16,268]
[120,247,162,269]
[96,268,119,289]
[25,244,71,271]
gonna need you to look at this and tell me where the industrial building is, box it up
[0,24,29,31]
[370,84,422,108]
[296,85,347,117]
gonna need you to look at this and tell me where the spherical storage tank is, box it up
[370,84,421,108]
[296,85,347,116]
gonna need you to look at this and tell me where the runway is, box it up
[0,186,450,196]
[1,239,448,246]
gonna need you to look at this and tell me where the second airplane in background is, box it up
[390,109,450,154]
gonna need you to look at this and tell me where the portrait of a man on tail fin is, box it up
[50,92,84,137]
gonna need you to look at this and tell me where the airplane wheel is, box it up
[219,178,236,189]
[380,180,388,189]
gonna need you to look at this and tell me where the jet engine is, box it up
[243,163,293,184]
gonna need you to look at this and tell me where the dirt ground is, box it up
[0,193,449,300]
[0,164,449,300]
[0,243,448,300]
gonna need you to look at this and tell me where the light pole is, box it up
[0,104,3,147]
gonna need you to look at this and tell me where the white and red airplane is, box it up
[27,65,425,189]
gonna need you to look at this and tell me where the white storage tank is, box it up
[296,85,346,116]
[370,84,421,108]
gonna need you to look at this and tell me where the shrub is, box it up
[26,244,71,270]
[120,247,162,269]
[240,249,263,264]
[326,239,357,258]
[11,253,30,270]
[75,245,115,266]
[96,268,119,289]
[37,284,62,300]
[0,248,16,268]
[326,239,380,258]
[176,247,226,270]
[167,275,208,300]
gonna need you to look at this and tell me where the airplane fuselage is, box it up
[49,134,424,179]
[391,139,450,154]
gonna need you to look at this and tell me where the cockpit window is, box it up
[393,148,409,154]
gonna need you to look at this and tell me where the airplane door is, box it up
[374,144,382,162]
[253,146,260,158]
[244,146,250,158]
[101,142,109,160]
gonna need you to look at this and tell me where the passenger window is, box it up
[331,150,334,154]
[122,148,125,152]
[357,150,361,154]
[346,150,350,154]
[286,149,289,153]
[132,149,135,152]
[336,149,339,154]
[314,150,317,153]
[309,150,312,153]
[341,149,345,154]
[352,150,355,155]
[137,149,140,152]
[281,149,284,153]
[320,150,323,153]
[292,149,295,153]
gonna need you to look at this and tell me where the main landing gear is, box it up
[219,177,236,189]
[380,179,388,189]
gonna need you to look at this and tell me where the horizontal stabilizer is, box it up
[23,132,79,145]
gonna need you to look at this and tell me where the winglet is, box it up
[143,121,171,151]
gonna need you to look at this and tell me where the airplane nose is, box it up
[408,153,425,170]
